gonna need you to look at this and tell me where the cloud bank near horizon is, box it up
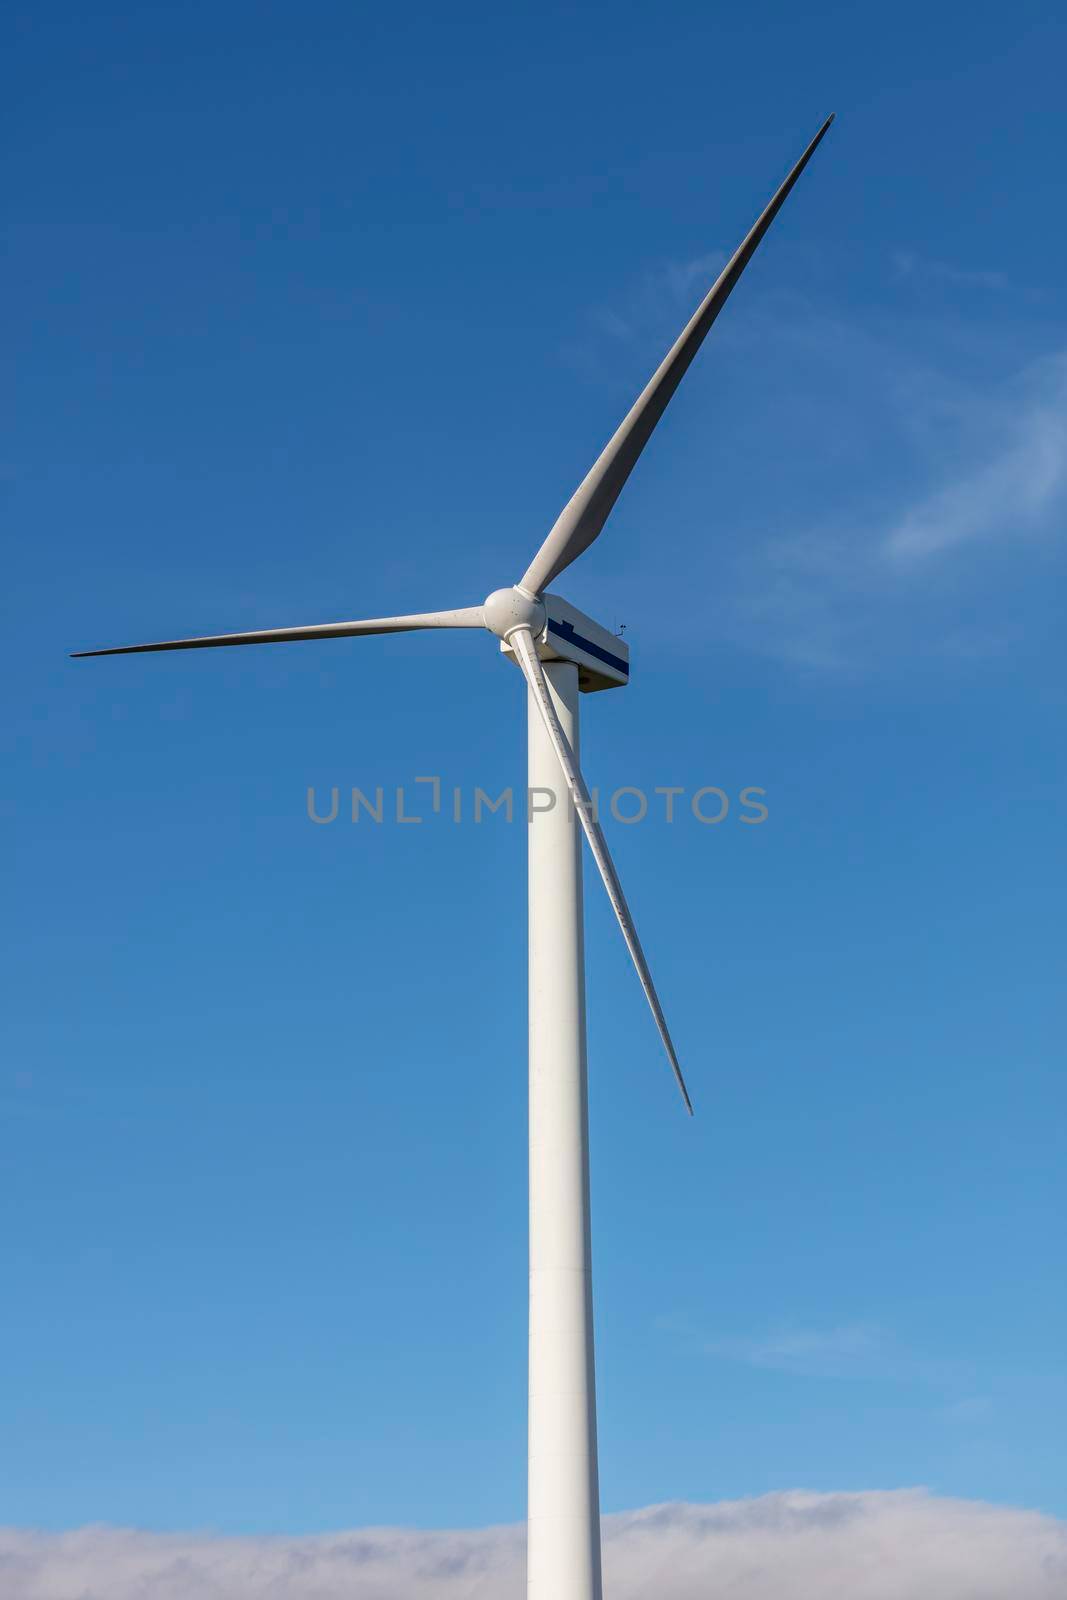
[2,1489,1064,1600]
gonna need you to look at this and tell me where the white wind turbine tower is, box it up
[75,116,834,1600]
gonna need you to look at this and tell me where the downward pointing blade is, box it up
[511,626,693,1114]
[71,606,486,658]
[520,114,835,598]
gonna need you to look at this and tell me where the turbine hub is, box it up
[483,587,547,641]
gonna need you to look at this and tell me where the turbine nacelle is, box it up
[484,587,628,694]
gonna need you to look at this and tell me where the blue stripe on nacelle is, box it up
[546,619,629,676]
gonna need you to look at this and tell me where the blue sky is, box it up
[5,0,1066,1545]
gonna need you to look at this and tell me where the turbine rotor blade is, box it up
[520,114,835,597]
[71,606,486,658]
[511,625,693,1114]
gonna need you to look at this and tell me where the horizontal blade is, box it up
[511,625,692,1114]
[71,606,486,658]
[520,114,835,597]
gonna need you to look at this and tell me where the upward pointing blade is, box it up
[71,606,486,658]
[520,114,835,598]
[510,625,693,1114]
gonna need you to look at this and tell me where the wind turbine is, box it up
[74,116,834,1600]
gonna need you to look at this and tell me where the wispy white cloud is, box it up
[696,1320,970,1389]
[561,251,728,379]
[662,250,728,305]
[939,1395,994,1425]
[561,256,1067,669]
[892,250,1011,293]
[2,1491,1063,1598]
[706,1321,893,1379]
[697,320,1067,667]
[882,352,1067,562]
